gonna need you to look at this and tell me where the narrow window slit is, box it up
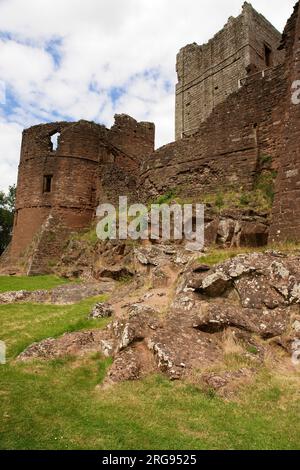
[43,175,53,193]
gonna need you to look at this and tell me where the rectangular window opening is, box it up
[43,175,53,193]
[264,44,272,67]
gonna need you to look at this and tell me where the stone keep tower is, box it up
[8,116,154,274]
[175,2,284,140]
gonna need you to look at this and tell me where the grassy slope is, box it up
[0,275,72,293]
[199,243,300,267]
[0,297,109,358]
[0,277,300,450]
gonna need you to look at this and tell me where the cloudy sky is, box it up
[0,0,296,192]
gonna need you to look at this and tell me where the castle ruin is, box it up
[1,1,300,275]
[175,2,284,139]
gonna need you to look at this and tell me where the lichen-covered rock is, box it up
[18,330,107,360]
[0,282,115,305]
[0,290,31,304]
[16,250,300,391]
[89,302,114,319]
[197,271,231,297]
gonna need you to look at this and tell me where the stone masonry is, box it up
[1,2,300,275]
[8,116,154,274]
[175,2,284,140]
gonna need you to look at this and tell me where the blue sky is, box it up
[0,0,296,191]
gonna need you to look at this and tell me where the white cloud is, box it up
[0,120,22,190]
[0,0,296,191]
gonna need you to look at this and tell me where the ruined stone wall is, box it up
[11,121,101,264]
[8,115,154,272]
[3,2,300,276]
[175,2,283,140]
[109,114,155,171]
[269,1,300,242]
[141,64,287,201]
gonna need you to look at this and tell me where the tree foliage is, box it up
[0,185,16,254]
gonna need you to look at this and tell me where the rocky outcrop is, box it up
[18,249,300,394]
[0,281,114,305]
[204,209,269,248]
[18,330,107,360]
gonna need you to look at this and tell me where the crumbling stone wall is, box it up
[175,2,284,140]
[140,63,287,201]
[8,116,154,273]
[2,2,300,276]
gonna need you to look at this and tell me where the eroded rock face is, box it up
[18,330,107,360]
[17,250,300,392]
[204,211,269,249]
[94,266,134,281]
[195,252,300,308]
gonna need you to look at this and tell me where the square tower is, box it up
[175,2,284,140]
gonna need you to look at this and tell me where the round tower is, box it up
[10,120,104,264]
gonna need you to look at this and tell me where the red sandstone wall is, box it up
[140,64,287,201]
[109,114,155,169]
[8,115,154,272]
[269,2,300,242]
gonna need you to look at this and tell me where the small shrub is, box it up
[255,171,277,206]
[247,345,259,355]
[215,193,224,209]
[259,154,273,166]
[239,193,251,206]
[155,189,176,206]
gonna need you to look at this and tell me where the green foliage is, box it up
[254,171,277,206]
[73,226,99,246]
[199,243,300,268]
[215,193,224,209]
[0,185,16,212]
[198,247,259,266]
[247,345,259,355]
[154,189,176,206]
[239,193,251,206]
[259,154,273,166]
[0,185,16,254]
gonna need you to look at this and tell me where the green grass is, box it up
[198,247,259,266]
[174,184,275,213]
[0,296,109,358]
[198,243,300,267]
[0,275,72,293]
[0,289,300,449]
[0,359,299,450]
